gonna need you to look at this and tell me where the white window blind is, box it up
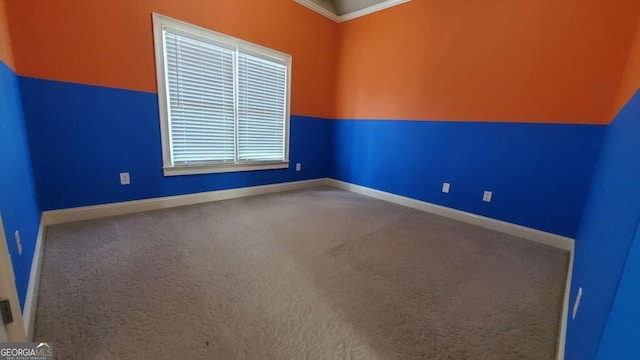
[154,14,291,176]
[164,30,236,164]
[238,52,287,161]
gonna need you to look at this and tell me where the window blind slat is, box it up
[237,51,287,161]
[161,26,288,167]
[164,29,236,163]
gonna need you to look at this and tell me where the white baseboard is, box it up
[42,177,574,249]
[36,176,573,356]
[325,179,574,359]
[325,179,574,251]
[22,216,45,341]
[556,243,574,360]
[42,178,328,225]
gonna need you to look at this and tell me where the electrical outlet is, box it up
[120,172,130,185]
[296,163,301,172]
[14,230,22,256]
[573,287,583,320]
[483,191,492,202]
[442,182,450,193]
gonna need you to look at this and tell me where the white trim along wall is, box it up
[325,179,574,250]
[42,178,572,252]
[22,217,45,341]
[33,177,573,358]
[292,0,411,23]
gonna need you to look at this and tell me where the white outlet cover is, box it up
[483,191,492,202]
[296,163,301,172]
[14,230,22,255]
[573,287,583,320]
[120,172,130,185]
[442,183,450,193]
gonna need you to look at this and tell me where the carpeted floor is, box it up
[35,187,568,359]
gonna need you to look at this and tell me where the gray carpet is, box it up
[35,187,568,359]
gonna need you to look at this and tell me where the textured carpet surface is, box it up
[36,187,568,359]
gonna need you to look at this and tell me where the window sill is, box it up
[163,161,290,176]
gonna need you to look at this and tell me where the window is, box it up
[152,14,291,176]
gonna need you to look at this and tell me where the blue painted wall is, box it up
[567,90,640,360]
[19,70,638,360]
[331,119,605,238]
[596,221,640,359]
[0,62,41,310]
[18,77,334,211]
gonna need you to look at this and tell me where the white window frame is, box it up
[152,13,292,176]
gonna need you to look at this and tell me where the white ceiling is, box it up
[294,0,410,22]
[309,0,387,16]
[308,0,338,14]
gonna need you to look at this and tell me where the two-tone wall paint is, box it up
[568,15,640,359]
[3,0,339,211]
[568,90,640,359]
[330,1,640,358]
[1,0,338,312]
[19,76,333,210]
[3,0,640,357]
[329,0,640,238]
[0,0,41,310]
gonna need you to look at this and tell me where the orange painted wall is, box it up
[5,0,640,123]
[4,0,339,118]
[0,0,14,70]
[612,15,640,118]
[334,0,640,124]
